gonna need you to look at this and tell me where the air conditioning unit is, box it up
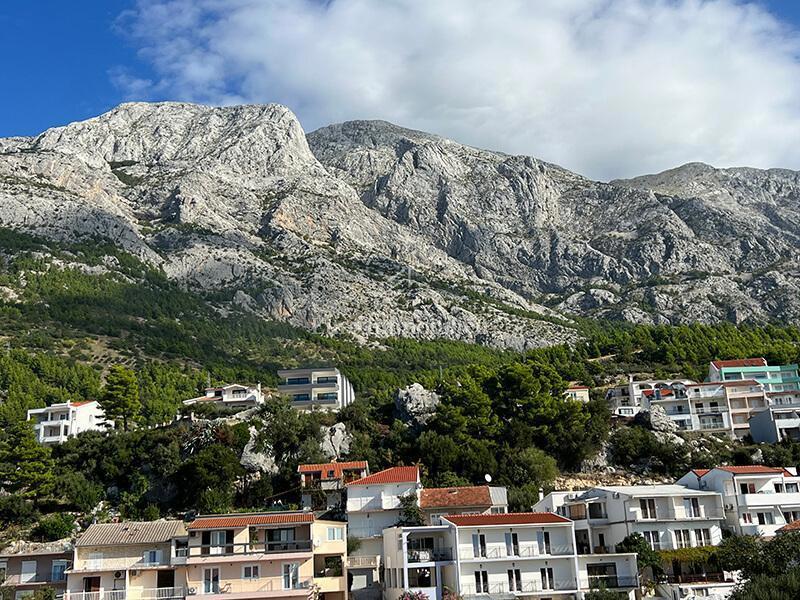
[114,571,122,579]
[725,504,734,510]
[130,570,138,577]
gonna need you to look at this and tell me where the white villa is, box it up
[182,384,264,409]
[26,400,108,445]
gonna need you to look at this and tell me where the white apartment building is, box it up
[382,513,639,600]
[534,485,725,554]
[27,400,108,445]
[182,384,264,409]
[678,466,800,537]
[605,378,695,418]
[346,466,421,600]
[277,368,355,412]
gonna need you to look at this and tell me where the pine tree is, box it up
[101,365,141,431]
[0,421,55,499]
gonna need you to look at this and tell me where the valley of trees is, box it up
[2,227,800,546]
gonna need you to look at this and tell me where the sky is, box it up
[1,0,800,181]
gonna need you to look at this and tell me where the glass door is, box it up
[203,568,220,594]
[283,563,300,589]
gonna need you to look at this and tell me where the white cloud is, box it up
[118,0,800,180]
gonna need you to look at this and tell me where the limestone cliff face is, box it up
[1,102,798,350]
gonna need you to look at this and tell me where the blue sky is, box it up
[1,0,800,179]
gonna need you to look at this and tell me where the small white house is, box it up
[564,386,591,403]
[182,383,264,409]
[26,400,108,445]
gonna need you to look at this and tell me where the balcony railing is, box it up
[4,569,70,585]
[661,573,729,584]
[188,577,312,596]
[65,591,126,600]
[584,575,639,589]
[186,540,312,558]
[462,579,579,595]
[407,548,453,562]
[141,588,185,600]
[347,556,379,568]
[73,556,172,571]
[459,544,573,560]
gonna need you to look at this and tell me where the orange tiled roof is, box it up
[187,512,313,529]
[298,461,368,478]
[721,380,762,388]
[716,466,786,475]
[420,486,492,509]
[443,512,570,526]
[712,358,767,369]
[347,466,419,486]
[779,520,800,533]
[71,400,94,406]
[691,469,711,477]
[642,389,673,397]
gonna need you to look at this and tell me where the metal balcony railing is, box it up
[584,575,639,589]
[141,587,185,600]
[187,540,312,558]
[407,548,453,562]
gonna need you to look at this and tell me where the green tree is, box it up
[102,365,141,431]
[716,535,762,577]
[0,421,55,499]
[730,568,800,600]
[31,513,75,541]
[397,492,424,526]
[616,533,661,576]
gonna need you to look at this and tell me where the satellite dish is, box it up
[484,474,492,483]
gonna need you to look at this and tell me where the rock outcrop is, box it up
[2,102,799,349]
[395,383,440,426]
[320,423,352,459]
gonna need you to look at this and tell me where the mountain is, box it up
[1,102,799,351]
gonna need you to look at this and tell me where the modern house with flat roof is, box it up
[707,358,800,392]
[182,384,264,410]
[27,400,108,446]
[0,542,72,600]
[277,368,354,412]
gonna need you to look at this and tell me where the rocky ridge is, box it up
[1,102,799,349]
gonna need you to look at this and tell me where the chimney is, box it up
[538,488,544,502]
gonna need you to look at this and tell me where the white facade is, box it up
[182,383,264,409]
[534,485,725,553]
[345,467,421,600]
[678,467,800,537]
[277,368,355,412]
[27,400,108,445]
[382,514,638,600]
[605,378,695,418]
[564,387,590,403]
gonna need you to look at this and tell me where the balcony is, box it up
[188,578,312,599]
[661,573,730,584]
[462,579,579,596]
[407,548,453,562]
[185,540,312,562]
[347,556,378,568]
[141,588,185,600]
[72,555,172,572]
[583,575,639,589]
[740,492,800,508]
[459,544,573,560]
[3,570,70,585]
[65,591,126,600]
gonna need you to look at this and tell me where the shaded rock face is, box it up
[395,383,440,426]
[320,423,352,459]
[240,425,278,474]
[2,103,800,350]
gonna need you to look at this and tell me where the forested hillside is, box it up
[3,227,800,544]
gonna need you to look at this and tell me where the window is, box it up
[505,532,519,556]
[316,376,338,384]
[472,534,486,558]
[507,569,522,592]
[474,571,488,593]
[695,529,712,546]
[742,513,753,524]
[684,497,701,518]
[327,527,343,541]
[540,567,555,590]
[640,498,657,519]
[788,483,799,493]
[283,563,300,589]
[51,560,67,582]
[209,530,228,555]
[0,561,6,583]
[15,593,34,600]
[537,531,551,554]
[408,568,433,588]
[203,568,220,594]
[243,565,259,580]
[740,483,756,495]
[757,512,775,525]
[643,531,661,550]
[490,506,507,514]
[286,377,310,385]
[293,394,310,402]
[674,529,691,549]
[142,550,162,565]
[317,392,339,402]
[20,561,37,584]
[774,483,784,493]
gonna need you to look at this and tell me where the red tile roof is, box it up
[712,358,767,369]
[420,486,493,509]
[642,389,673,398]
[779,520,800,533]
[721,380,762,388]
[347,466,419,486]
[443,512,570,526]
[691,469,711,477]
[716,466,786,475]
[72,400,94,406]
[298,461,368,478]
[187,512,314,529]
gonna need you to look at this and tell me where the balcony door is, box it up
[536,531,551,554]
[203,568,220,594]
[684,497,701,518]
[84,577,101,595]
[209,531,228,555]
[471,534,486,558]
[269,528,296,551]
[157,570,176,596]
[283,563,300,589]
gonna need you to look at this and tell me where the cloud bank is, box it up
[117,0,800,180]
